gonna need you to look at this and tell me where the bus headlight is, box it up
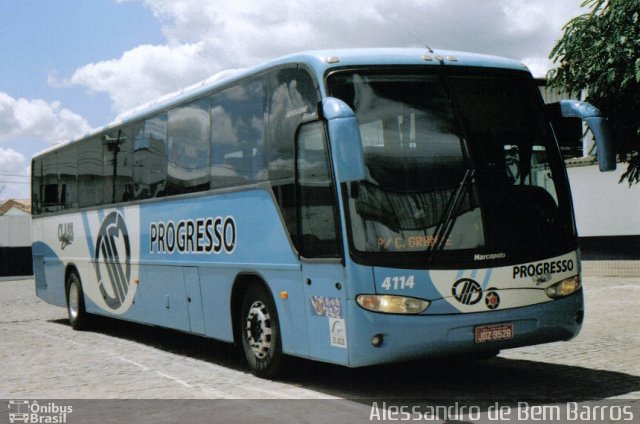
[356,294,430,314]
[545,275,581,299]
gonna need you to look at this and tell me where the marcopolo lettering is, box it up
[512,259,574,279]
[150,216,236,255]
[474,252,506,261]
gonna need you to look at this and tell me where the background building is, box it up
[0,199,33,277]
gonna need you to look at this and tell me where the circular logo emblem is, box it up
[452,278,483,305]
[95,211,131,310]
[485,290,500,310]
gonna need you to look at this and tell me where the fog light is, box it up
[545,275,581,299]
[371,334,384,347]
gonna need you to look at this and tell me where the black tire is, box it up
[240,283,284,379]
[66,271,89,330]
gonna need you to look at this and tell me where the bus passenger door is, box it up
[297,122,348,364]
[302,262,347,364]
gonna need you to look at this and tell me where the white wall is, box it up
[0,215,31,247]
[3,207,30,216]
[566,163,640,237]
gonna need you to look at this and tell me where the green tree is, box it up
[548,0,640,186]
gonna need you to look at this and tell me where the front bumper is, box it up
[345,290,583,367]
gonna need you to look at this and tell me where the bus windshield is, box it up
[327,69,575,267]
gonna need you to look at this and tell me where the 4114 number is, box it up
[381,275,415,290]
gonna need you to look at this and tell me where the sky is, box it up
[0,0,588,200]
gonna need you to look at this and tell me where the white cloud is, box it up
[522,56,556,79]
[69,42,213,114]
[0,92,92,144]
[78,0,586,113]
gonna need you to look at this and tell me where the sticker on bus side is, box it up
[309,296,343,319]
[329,318,347,348]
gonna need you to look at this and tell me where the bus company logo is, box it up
[95,211,131,310]
[512,259,574,283]
[149,216,236,255]
[452,278,483,305]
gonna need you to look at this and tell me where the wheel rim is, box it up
[68,280,80,321]
[245,300,272,359]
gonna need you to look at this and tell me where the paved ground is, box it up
[1,273,638,421]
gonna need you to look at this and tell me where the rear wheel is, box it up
[240,284,284,379]
[66,271,89,330]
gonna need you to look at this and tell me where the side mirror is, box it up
[322,97,366,182]
[547,100,616,172]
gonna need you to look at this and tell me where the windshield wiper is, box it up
[425,168,475,262]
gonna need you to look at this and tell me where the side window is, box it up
[78,138,105,208]
[103,128,133,204]
[58,146,78,210]
[133,114,168,200]
[167,99,210,195]
[296,122,340,258]
[267,68,319,244]
[267,68,318,181]
[210,79,266,189]
[42,154,60,213]
[39,148,77,213]
[31,158,43,215]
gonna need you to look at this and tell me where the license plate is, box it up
[475,323,514,343]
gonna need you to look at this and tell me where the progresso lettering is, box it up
[512,259,574,279]
[150,216,236,255]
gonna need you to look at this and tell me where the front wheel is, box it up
[240,284,284,379]
[66,271,89,330]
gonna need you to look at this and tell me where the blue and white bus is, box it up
[32,49,616,378]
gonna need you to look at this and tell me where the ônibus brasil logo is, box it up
[95,211,131,310]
